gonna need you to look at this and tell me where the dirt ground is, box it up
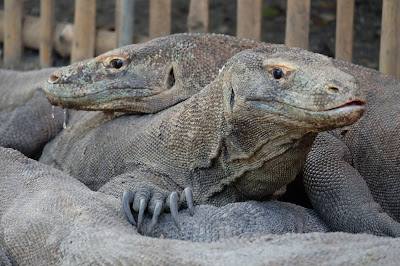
[0,0,382,70]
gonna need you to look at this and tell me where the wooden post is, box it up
[398,7,400,79]
[0,11,116,58]
[188,0,209,33]
[116,0,135,47]
[149,0,171,38]
[236,0,262,41]
[335,0,355,62]
[379,0,399,77]
[285,0,310,50]
[3,0,23,68]
[40,0,55,67]
[71,0,96,63]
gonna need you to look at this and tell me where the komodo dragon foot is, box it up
[122,187,194,233]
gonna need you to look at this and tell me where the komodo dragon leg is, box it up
[303,132,400,237]
[99,171,194,232]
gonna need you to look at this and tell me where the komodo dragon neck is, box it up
[155,74,317,205]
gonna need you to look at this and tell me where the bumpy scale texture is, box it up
[42,33,400,237]
[40,46,364,235]
[0,68,66,158]
[303,59,400,236]
[2,147,400,265]
[45,34,264,114]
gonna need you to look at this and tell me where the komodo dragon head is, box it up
[44,33,262,113]
[221,47,367,132]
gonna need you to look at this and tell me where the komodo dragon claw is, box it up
[122,187,194,233]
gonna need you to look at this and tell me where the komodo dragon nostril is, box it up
[328,85,340,93]
[48,74,60,84]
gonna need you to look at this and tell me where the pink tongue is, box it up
[333,101,364,109]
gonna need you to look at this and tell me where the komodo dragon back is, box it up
[44,33,265,114]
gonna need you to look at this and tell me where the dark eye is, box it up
[110,59,124,69]
[272,68,283,80]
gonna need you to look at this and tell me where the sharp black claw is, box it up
[137,198,147,230]
[169,192,180,230]
[148,201,163,233]
[184,187,195,216]
[122,190,136,226]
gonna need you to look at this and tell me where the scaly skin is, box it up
[42,33,400,237]
[303,60,400,237]
[4,147,400,265]
[0,68,65,158]
[40,47,365,232]
[44,33,264,114]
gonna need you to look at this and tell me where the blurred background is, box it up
[0,0,385,72]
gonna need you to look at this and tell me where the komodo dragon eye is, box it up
[110,59,124,69]
[272,68,283,80]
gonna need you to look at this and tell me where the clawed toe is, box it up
[148,201,163,233]
[122,187,195,233]
[168,192,180,230]
[183,187,195,216]
[122,190,136,226]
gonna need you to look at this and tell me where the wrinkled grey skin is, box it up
[42,33,400,237]
[40,47,365,234]
[45,33,264,114]
[3,147,400,265]
[303,60,400,237]
[0,68,66,158]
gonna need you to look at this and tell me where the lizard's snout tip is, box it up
[48,73,60,84]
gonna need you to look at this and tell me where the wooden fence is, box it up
[1,0,399,78]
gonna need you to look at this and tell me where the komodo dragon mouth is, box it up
[326,100,365,110]
[246,98,366,113]
[44,86,162,108]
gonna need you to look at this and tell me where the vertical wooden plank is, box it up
[115,0,121,47]
[236,0,262,41]
[116,0,135,47]
[4,0,23,68]
[40,0,55,67]
[149,0,171,38]
[71,0,96,63]
[379,0,399,77]
[188,0,209,33]
[335,0,355,62]
[285,0,310,50]
[398,4,400,79]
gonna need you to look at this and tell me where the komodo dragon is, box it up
[43,33,400,237]
[40,46,365,233]
[0,68,66,158]
[4,147,400,265]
